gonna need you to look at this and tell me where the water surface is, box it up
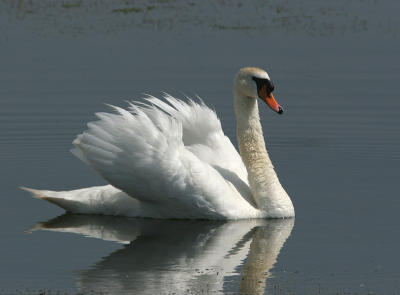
[0,1,399,294]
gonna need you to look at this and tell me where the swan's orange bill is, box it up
[258,85,283,114]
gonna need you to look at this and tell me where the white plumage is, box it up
[22,67,294,219]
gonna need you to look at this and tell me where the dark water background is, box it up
[0,0,399,294]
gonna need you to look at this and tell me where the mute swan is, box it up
[22,67,294,219]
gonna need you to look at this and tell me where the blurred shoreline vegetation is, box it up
[0,0,397,37]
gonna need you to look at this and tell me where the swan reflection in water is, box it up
[30,215,294,294]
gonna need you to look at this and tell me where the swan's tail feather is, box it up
[20,186,48,199]
[20,185,143,217]
[20,186,79,212]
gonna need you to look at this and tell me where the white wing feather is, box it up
[144,94,249,180]
[72,95,257,219]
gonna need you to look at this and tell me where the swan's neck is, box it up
[234,91,294,217]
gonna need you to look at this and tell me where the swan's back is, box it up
[71,95,260,219]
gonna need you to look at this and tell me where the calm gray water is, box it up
[0,1,399,294]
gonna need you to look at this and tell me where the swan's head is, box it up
[234,67,283,114]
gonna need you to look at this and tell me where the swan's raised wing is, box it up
[144,94,248,182]
[72,96,258,219]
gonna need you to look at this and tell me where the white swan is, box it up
[22,67,294,219]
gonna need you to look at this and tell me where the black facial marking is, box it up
[252,76,275,96]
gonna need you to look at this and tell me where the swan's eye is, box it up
[252,76,274,95]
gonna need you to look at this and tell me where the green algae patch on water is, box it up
[112,7,143,14]
[61,3,81,9]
